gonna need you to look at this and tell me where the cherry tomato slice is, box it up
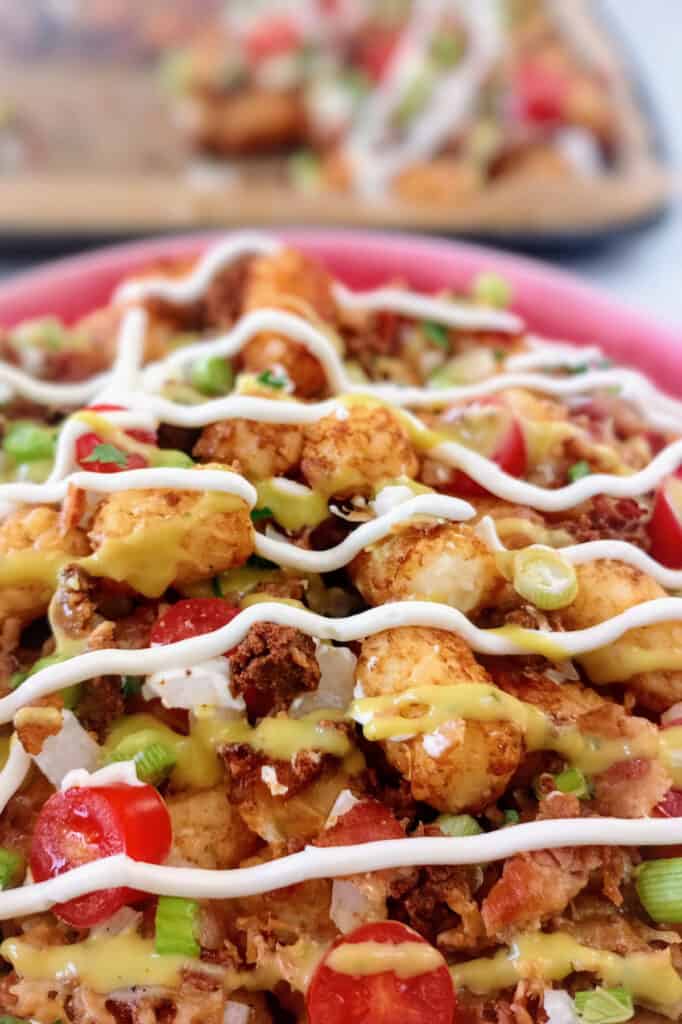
[245,16,302,63]
[151,597,240,645]
[76,432,148,473]
[441,402,527,498]
[316,799,405,847]
[359,27,401,82]
[30,784,172,927]
[307,921,456,1024]
[649,475,682,569]
[89,403,157,446]
[513,61,568,125]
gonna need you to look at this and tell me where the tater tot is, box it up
[0,506,90,624]
[559,560,682,711]
[241,248,337,397]
[167,787,259,869]
[301,403,418,499]
[193,418,303,480]
[350,520,504,615]
[356,628,523,812]
[88,465,254,597]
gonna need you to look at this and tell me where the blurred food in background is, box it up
[0,0,669,239]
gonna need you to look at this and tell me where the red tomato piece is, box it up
[245,16,302,63]
[30,784,172,927]
[649,475,682,569]
[656,789,682,818]
[76,433,148,473]
[359,27,401,82]
[151,597,240,646]
[307,921,456,1024]
[441,401,527,498]
[316,799,405,847]
[513,61,569,125]
[88,403,157,445]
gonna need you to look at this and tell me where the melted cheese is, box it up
[581,643,682,684]
[451,932,682,1011]
[0,550,68,589]
[196,707,352,761]
[255,479,329,531]
[326,940,444,978]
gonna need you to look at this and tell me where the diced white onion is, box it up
[143,656,244,711]
[291,641,357,716]
[224,1002,251,1024]
[543,989,578,1024]
[326,788,360,827]
[34,710,100,786]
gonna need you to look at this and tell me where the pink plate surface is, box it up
[0,230,680,396]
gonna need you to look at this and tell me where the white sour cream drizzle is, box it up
[0,735,30,815]
[0,817,681,921]
[2,232,682,910]
[5,597,682,726]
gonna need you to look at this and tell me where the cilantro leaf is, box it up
[83,443,128,467]
[251,506,273,522]
[256,369,288,390]
[422,320,450,349]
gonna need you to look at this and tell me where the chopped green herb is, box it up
[121,675,142,699]
[430,31,462,68]
[503,809,520,826]
[394,68,435,127]
[422,320,450,349]
[554,766,590,799]
[256,369,288,390]
[568,460,592,483]
[493,348,507,363]
[250,506,273,522]
[247,554,279,571]
[289,149,322,192]
[574,987,634,1023]
[567,363,589,375]
[83,443,128,467]
[211,576,223,598]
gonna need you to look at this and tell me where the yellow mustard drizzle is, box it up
[581,643,682,685]
[255,479,329,532]
[80,492,246,598]
[451,932,682,1010]
[193,707,352,762]
[0,931,188,992]
[102,713,222,790]
[488,625,568,661]
[0,550,68,589]
[351,682,660,776]
[326,941,444,978]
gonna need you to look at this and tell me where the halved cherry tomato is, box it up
[245,16,302,63]
[316,799,405,847]
[151,597,240,646]
[88,404,157,446]
[440,400,527,498]
[307,921,456,1024]
[75,432,148,473]
[358,27,401,82]
[649,474,682,569]
[513,61,569,125]
[30,784,172,927]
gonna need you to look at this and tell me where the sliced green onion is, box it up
[574,986,634,1023]
[503,809,520,825]
[152,449,194,468]
[436,814,482,837]
[422,320,449,349]
[0,1015,29,1024]
[10,652,71,691]
[250,506,273,522]
[395,68,435,127]
[430,31,462,68]
[155,896,200,957]
[512,545,578,611]
[190,356,234,396]
[121,675,142,699]
[289,149,321,192]
[554,766,590,799]
[106,729,177,785]
[0,849,24,890]
[3,421,56,463]
[636,858,682,922]
[568,460,591,482]
[247,554,278,571]
[472,271,512,309]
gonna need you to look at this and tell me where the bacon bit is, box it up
[15,697,63,755]
[58,484,87,537]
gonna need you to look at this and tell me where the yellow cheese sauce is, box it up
[352,682,661,776]
[195,707,352,762]
[0,931,188,993]
[488,624,568,662]
[255,479,329,532]
[80,492,246,598]
[326,941,444,978]
[0,550,68,589]
[581,643,682,685]
[451,932,682,1011]
[103,713,222,790]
